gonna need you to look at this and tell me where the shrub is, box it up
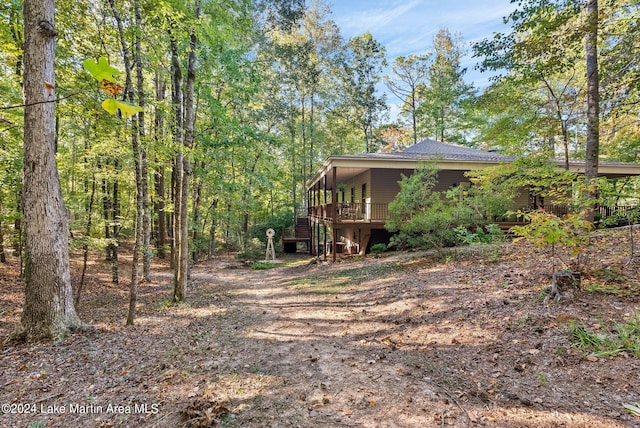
[370,243,387,254]
[600,207,640,228]
[252,261,277,270]
[455,224,504,245]
[386,163,472,255]
[510,210,592,272]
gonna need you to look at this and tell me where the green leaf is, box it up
[624,403,640,417]
[101,99,143,118]
[83,57,121,82]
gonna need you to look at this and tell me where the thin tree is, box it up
[419,28,473,143]
[108,0,144,324]
[20,0,82,340]
[384,54,430,145]
[171,0,200,302]
[584,0,599,222]
[345,32,387,153]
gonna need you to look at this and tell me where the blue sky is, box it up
[328,0,516,107]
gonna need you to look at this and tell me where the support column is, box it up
[331,166,337,262]
[323,224,327,261]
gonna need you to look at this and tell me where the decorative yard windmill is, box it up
[265,228,276,261]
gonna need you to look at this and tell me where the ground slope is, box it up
[1,228,640,427]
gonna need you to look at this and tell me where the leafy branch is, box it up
[83,57,143,118]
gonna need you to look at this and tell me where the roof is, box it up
[401,139,513,162]
[307,138,640,188]
[331,139,513,162]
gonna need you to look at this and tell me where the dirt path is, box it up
[1,236,640,427]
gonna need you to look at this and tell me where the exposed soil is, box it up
[1,227,640,427]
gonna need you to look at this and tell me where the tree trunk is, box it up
[109,170,120,283]
[170,29,185,301]
[154,166,167,258]
[109,0,143,324]
[134,0,151,284]
[176,0,200,295]
[20,0,81,340]
[192,163,203,263]
[153,74,167,258]
[0,195,6,263]
[208,198,218,258]
[13,187,23,273]
[76,176,96,307]
[584,0,600,222]
[101,168,115,273]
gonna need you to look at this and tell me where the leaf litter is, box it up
[0,226,639,427]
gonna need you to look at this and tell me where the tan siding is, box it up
[367,169,471,203]
[512,190,530,210]
[342,170,371,202]
[370,169,411,204]
[434,171,469,192]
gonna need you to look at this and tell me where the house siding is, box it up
[343,170,371,203]
[370,169,409,204]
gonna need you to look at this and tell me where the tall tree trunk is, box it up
[20,0,81,340]
[133,0,151,284]
[169,29,185,300]
[0,195,6,263]
[175,0,200,298]
[208,198,218,258]
[154,166,167,258]
[191,162,203,263]
[584,0,600,222]
[108,166,120,283]
[76,175,96,307]
[154,74,167,258]
[108,0,142,324]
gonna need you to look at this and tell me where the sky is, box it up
[328,0,518,117]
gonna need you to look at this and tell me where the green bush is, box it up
[252,261,277,270]
[370,243,387,254]
[600,207,640,228]
[386,164,471,255]
[454,224,504,245]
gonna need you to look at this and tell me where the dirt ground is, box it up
[1,227,640,427]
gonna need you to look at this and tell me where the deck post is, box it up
[323,224,327,261]
[332,167,337,262]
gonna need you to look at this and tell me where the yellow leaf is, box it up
[101,99,143,118]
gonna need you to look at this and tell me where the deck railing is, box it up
[308,202,389,223]
[307,202,637,226]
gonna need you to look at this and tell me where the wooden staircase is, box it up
[283,217,311,253]
[294,217,311,240]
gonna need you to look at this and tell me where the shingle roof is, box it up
[400,139,512,162]
[332,139,512,163]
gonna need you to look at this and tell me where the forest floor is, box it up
[1,227,640,427]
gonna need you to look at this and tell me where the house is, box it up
[303,139,640,260]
